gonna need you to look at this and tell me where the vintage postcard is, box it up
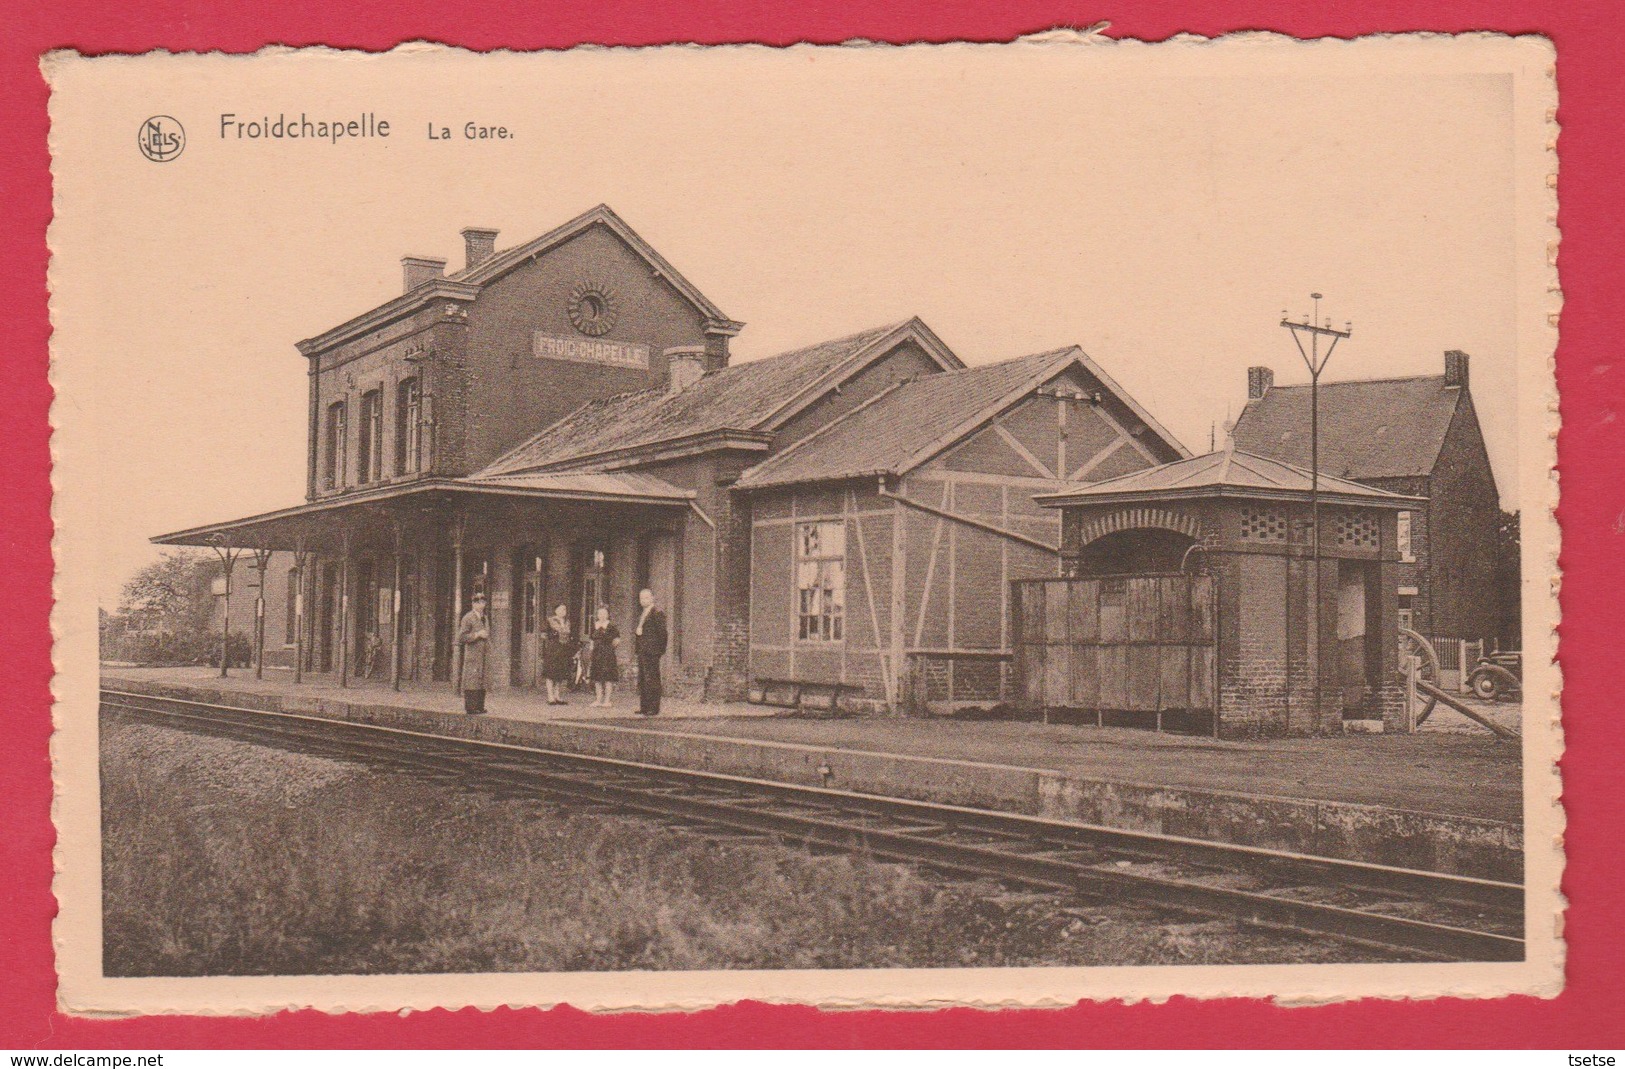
[46,33,1561,1015]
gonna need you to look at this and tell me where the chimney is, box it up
[665,346,708,394]
[1247,365,1274,399]
[401,255,447,293]
[1444,349,1470,389]
[703,318,743,372]
[461,227,499,270]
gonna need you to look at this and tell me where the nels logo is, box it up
[138,115,185,162]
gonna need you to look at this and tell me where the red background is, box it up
[4,0,1619,1049]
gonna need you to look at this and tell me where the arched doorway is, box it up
[1072,527,1196,576]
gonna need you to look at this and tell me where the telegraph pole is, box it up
[1281,294,1352,721]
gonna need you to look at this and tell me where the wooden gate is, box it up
[1012,574,1217,732]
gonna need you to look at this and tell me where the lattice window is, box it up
[1240,505,1286,542]
[1334,510,1380,549]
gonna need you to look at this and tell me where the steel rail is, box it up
[100,688,1525,963]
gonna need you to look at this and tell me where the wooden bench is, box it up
[749,677,863,712]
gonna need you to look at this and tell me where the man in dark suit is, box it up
[633,587,668,716]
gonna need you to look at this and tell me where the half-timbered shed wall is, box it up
[736,350,1188,712]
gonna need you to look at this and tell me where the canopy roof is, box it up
[1034,447,1425,510]
[151,472,693,550]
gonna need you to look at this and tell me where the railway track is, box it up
[100,687,1525,964]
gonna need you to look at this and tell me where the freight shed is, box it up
[734,347,1186,713]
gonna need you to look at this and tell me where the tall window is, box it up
[324,401,347,489]
[1397,510,1415,562]
[358,389,383,484]
[395,377,422,475]
[284,567,299,646]
[796,520,846,642]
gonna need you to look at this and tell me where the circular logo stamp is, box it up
[138,116,185,162]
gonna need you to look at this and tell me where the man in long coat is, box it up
[633,587,668,716]
[457,593,491,715]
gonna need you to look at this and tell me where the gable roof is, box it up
[448,205,737,327]
[1231,374,1464,481]
[477,318,963,476]
[733,346,1189,491]
[1034,446,1424,510]
[298,204,740,356]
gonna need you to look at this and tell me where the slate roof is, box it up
[1231,375,1464,481]
[300,204,740,355]
[733,348,1084,490]
[445,205,733,324]
[1034,447,1424,509]
[479,320,948,476]
[460,470,693,501]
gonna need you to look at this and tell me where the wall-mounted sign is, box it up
[532,332,650,369]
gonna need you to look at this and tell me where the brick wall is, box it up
[1425,391,1502,641]
[462,225,710,473]
[705,454,759,702]
[304,222,714,495]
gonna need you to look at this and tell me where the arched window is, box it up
[395,377,422,475]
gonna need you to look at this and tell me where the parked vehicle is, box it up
[1469,651,1522,701]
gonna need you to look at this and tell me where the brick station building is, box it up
[153,205,1186,710]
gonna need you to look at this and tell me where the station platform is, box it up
[100,665,1525,880]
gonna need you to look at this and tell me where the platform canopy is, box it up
[1032,447,1425,510]
[151,471,695,551]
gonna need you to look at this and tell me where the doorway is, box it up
[573,541,611,639]
[1071,528,1196,576]
[317,562,338,673]
[511,544,544,685]
[635,530,677,653]
[1336,559,1381,717]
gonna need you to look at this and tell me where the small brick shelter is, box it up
[1033,448,1423,736]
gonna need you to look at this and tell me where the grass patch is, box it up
[101,711,1385,976]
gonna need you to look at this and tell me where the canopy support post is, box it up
[292,538,309,684]
[206,535,242,679]
[391,518,405,692]
[337,527,352,689]
[251,548,273,680]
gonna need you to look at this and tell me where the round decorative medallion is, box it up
[567,281,620,337]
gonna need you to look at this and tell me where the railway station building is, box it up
[152,204,1188,710]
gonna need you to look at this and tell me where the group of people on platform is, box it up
[454,588,668,719]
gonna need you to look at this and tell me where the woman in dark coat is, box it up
[541,604,576,705]
[587,605,621,708]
